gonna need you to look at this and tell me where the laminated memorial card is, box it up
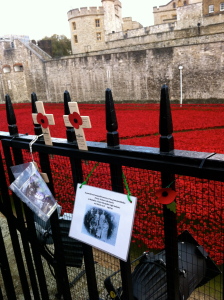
[69,184,137,261]
[9,162,57,222]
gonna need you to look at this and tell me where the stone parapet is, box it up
[67,6,104,20]
[105,23,176,42]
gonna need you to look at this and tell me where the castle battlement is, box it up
[105,22,175,42]
[114,0,122,8]
[67,6,104,19]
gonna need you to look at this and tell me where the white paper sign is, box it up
[69,184,137,261]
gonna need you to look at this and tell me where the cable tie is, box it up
[122,172,132,203]
[79,162,99,188]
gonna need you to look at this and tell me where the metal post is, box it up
[179,66,183,107]
[159,84,179,300]
[5,94,19,136]
[0,226,17,300]
[105,88,134,300]
[63,98,101,300]
[64,90,76,142]
[31,93,42,136]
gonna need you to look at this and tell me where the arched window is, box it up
[13,63,23,72]
[184,1,187,5]
[173,2,176,8]
[2,65,11,73]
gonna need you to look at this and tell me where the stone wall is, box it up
[43,39,224,103]
[0,40,47,103]
[1,23,224,104]
[176,3,202,29]
[122,17,143,32]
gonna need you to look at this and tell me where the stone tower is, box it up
[67,6,105,54]
[67,0,123,54]
[101,0,122,34]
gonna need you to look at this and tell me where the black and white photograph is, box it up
[82,206,120,246]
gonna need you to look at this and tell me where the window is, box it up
[13,63,23,72]
[209,5,214,13]
[72,22,76,30]
[96,32,101,41]
[2,65,11,73]
[184,1,187,6]
[95,19,100,27]
[220,3,224,11]
[173,2,176,8]
[74,35,78,43]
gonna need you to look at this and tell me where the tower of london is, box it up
[1,0,224,103]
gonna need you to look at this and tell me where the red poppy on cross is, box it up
[32,101,55,146]
[63,102,91,150]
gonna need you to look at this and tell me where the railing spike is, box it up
[31,92,42,136]
[105,88,119,147]
[64,90,71,115]
[31,92,38,113]
[159,84,174,152]
[5,94,19,136]
[63,90,76,142]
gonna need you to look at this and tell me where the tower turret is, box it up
[102,0,122,34]
[114,0,123,32]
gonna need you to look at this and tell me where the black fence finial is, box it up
[159,85,174,152]
[31,92,42,136]
[105,88,119,147]
[63,90,76,142]
[5,94,19,136]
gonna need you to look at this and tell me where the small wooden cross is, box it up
[63,102,91,150]
[32,101,55,146]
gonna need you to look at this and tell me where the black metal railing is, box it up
[0,86,223,300]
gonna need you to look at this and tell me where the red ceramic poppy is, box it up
[37,113,49,129]
[68,112,83,129]
[155,188,176,204]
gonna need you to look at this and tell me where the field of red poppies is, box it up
[0,102,224,264]
[1,102,224,152]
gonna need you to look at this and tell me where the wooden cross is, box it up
[32,101,55,146]
[63,102,91,151]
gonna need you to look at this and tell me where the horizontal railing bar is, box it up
[1,134,224,182]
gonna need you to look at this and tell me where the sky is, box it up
[0,0,169,41]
